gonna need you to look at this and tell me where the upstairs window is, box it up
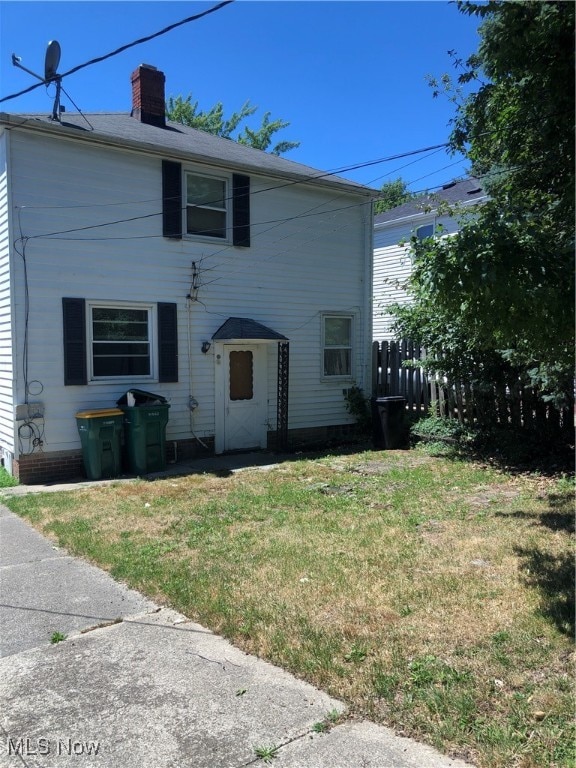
[163,161,250,246]
[416,223,434,240]
[185,172,228,239]
[322,314,353,378]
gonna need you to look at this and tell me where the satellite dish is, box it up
[44,40,61,81]
[11,39,64,121]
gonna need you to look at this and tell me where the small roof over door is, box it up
[212,317,288,341]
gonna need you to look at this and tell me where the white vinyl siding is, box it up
[373,214,464,342]
[0,133,14,456]
[373,220,414,341]
[4,128,372,454]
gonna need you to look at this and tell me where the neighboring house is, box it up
[0,64,375,483]
[373,178,487,340]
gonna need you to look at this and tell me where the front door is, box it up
[223,344,267,451]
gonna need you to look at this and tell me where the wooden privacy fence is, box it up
[371,340,573,432]
[371,340,430,415]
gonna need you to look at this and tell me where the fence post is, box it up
[371,341,380,397]
[406,339,414,413]
[382,341,389,396]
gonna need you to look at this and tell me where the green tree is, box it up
[166,94,300,156]
[392,0,575,410]
[374,177,415,214]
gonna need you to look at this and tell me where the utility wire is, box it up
[0,1,235,104]
[18,160,498,243]
[16,140,456,232]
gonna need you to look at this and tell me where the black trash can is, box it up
[75,408,124,480]
[371,396,408,450]
[117,390,170,475]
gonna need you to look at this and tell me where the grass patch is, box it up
[0,466,19,487]
[6,450,574,768]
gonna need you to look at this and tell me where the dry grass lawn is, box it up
[5,447,574,768]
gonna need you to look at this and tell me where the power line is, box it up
[0,1,235,104]
[14,161,491,243]
[16,138,454,216]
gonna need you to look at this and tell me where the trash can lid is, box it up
[75,408,124,419]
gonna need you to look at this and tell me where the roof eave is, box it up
[0,112,375,198]
[374,195,489,228]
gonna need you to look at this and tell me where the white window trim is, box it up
[321,312,355,381]
[87,300,157,383]
[184,168,231,243]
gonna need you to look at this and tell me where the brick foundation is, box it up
[268,423,357,452]
[12,425,356,484]
[14,450,85,485]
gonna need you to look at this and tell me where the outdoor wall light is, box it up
[201,341,211,354]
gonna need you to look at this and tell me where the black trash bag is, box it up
[116,389,168,407]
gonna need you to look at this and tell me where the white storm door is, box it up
[224,344,267,451]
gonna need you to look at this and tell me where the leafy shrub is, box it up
[344,387,372,435]
[412,413,573,470]
[411,415,475,444]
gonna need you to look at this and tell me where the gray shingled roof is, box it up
[212,317,288,341]
[374,178,487,225]
[0,111,373,196]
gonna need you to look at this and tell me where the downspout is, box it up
[186,297,209,450]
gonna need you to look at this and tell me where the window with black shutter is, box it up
[63,299,178,384]
[158,302,178,382]
[232,173,251,247]
[63,297,87,385]
[162,160,183,239]
[163,160,251,246]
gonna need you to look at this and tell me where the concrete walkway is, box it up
[0,455,474,768]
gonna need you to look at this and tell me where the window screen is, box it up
[91,307,151,377]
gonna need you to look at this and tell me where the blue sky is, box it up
[0,1,481,191]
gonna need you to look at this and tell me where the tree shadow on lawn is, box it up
[497,487,574,637]
[514,545,574,637]
[496,506,574,535]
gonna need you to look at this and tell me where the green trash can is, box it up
[119,400,170,475]
[75,408,124,480]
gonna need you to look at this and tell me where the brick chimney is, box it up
[131,64,166,128]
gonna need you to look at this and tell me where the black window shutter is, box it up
[162,160,182,239]
[158,302,178,382]
[62,298,87,385]
[232,173,250,247]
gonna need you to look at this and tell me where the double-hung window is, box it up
[163,161,250,246]
[322,314,353,378]
[63,298,178,385]
[89,303,154,379]
[185,172,228,239]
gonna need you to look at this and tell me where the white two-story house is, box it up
[0,64,375,483]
